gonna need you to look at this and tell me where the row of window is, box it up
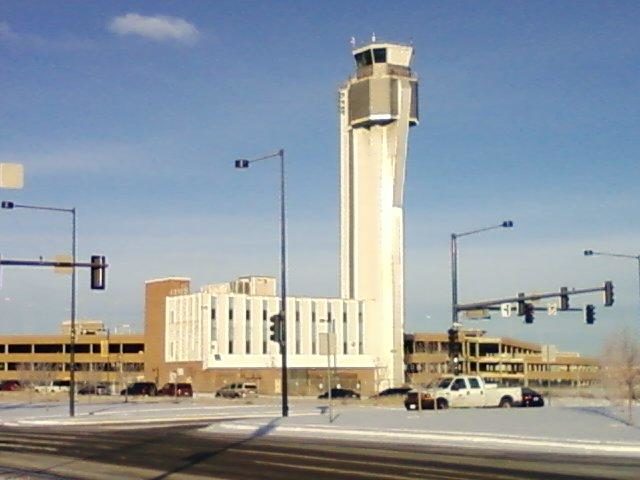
[0,343,144,355]
[0,362,144,372]
[209,298,365,356]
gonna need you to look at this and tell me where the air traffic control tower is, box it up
[339,42,419,387]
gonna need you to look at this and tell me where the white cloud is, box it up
[108,13,199,44]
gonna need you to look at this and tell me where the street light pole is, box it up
[450,220,514,326]
[1,201,77,417]
[235,149,289,417]
[451,233,458,325]
[584,249,640,317]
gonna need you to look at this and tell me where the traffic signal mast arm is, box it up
[456,283,612,311]
[0,256,108,290]
[0,257,107,269]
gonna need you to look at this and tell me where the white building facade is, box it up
[164,278,392,382]
[339,42,419,386]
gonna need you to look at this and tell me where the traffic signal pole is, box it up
[0,255,107,418]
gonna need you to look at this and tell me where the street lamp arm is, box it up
[1,201,74,214]
[584,250,639,260]
[237,149,284,166]
[453,221,514,239]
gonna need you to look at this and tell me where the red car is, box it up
[158,383,193,397]
[0,380,22,391]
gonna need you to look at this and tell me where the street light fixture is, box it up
[584,249,640,315]
[234,148,289,417]
[451,220,514,325]
[1,200,78,417]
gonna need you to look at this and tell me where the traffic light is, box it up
[584,304,596,324]
[452,355,462,374]
[269,314,282,343]
[524,303,535,324]
[517,292,526,316]
[90,255,106,290]
[0,201,14,209]
[447,327,461,358]
[603,281,614,307]
[559,287,569,311]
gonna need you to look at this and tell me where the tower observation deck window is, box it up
[373,48,387,63]
[355,50,373,67]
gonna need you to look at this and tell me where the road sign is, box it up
[54,254,72,274]
[0,163,24,189]
[465,309,490,320]
[500,303,512,318]
[547,303,558,316]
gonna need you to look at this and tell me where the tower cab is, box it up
[347,42,419,127]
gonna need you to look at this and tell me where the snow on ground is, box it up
[1,397,639,456]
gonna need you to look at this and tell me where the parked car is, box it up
[120,382,157,396]
[34,380,70,394]
[215,382,258,398]
[405,375,521,410]
[78,383,109,395]
[318,388,361,399]
[158,382,193,397]
[0,380,22,391]
[372,387,412,398]
[520,387,544,407]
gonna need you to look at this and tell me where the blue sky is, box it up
[1,1,638,355]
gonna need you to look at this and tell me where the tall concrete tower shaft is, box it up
[339,42,419,388]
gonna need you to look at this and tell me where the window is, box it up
[358,302,364,354]
[228,298,234,354]
[8,344,30,354]
[342,307,348,354]
[34,344,64,354]
[355,50,373,67]
[122,343,144,354]
[468,378,481,389]
[295,301,301,355]
[245,299,251,354]
[74,344,90,354]
[453,378,467,390]
[262,300,268,354]
[373,48,386,63]
[211,297,218,344]
[311,302,317,354]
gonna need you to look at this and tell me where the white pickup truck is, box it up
[404,375,522,410]
[34,380,71,394]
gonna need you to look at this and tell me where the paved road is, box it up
[0,423,639,480]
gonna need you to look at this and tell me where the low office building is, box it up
[404,330,599,387]
[0,322,145,389]
[145,276,389,396]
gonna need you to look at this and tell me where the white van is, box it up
[215,382,258,398]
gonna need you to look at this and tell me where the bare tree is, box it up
[601,327,640,424]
